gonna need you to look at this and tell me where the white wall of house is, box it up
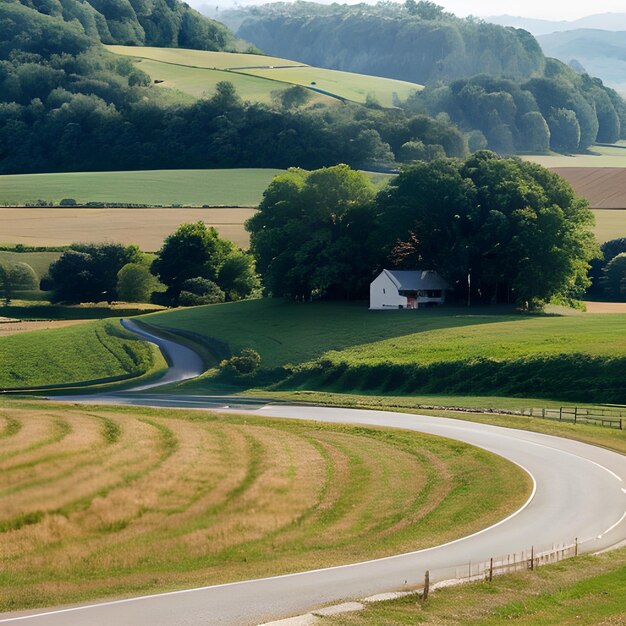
[369,272,406,309]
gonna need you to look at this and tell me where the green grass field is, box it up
[0,169,283,207]
[0,320,157,389]
[139,300,626,403]
[0,250,61,279]
[237,66,422,108]
[107,45,423,107]
[325,547,626,625]
[125,58,337,105]
[0,400,529,610]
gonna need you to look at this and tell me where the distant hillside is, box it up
[487,13,626,35]
[226,3,545,84]
[538,29,626,94]
[16,0,234,50]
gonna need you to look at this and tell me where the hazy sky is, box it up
[438,0,626,20]
[193,0,626,21]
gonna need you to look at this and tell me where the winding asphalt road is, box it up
[1,322,625,625]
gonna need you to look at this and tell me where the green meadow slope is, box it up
[107,45,423,107]
[139,300,626,403]
[0,320,158,389]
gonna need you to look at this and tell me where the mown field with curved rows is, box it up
[0,401,530,611]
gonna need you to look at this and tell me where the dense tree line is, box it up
[14,0,233,50]
[588,238,626,300]
[3,0,625,178]
[227,1,626,154]
[407,61,626,153]
[0,0,471,173]
[247,155,599,308]
[229,2,545,85]
[42,223,259,305]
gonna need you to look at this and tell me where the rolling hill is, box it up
[107,45,423,107]
[538,29,626,95]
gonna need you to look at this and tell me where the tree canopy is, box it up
[378,152,599,306]
[152,222,259,304]
[249,155,599,307]
[46,242,141,303]
[247,165,378,299]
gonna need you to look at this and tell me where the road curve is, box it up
[119,318,205,390]
[2,325,625,625]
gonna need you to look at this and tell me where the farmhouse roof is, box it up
[382,269,449,291]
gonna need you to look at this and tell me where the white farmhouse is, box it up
[370,269,449,310]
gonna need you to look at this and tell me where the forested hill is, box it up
[13,0,233,50]
[227,2,545,84]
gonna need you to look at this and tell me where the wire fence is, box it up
[420,534,613,597]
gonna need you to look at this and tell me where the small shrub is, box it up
[178,277,225,306]
[220,348,261,376]
[59,198,77,206]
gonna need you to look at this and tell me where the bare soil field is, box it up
[0,319,87,337]
[0,207,255,251]
[0,401,529,611]
[584,301,626,314]
[551,167,626,209]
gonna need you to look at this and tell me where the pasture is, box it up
[0,250,61,279]
[237,66,422,108]
[0,400,529,610]
[124,58,336,105]
[108,45,423,107]
[140,300,626,403]
[0,320,159,389]
[0,169,282,207]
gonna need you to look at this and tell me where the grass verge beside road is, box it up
[0,320,159,389]
[0,400,530,611]
[323,547,626,625]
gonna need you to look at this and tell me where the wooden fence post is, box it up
[422,570,430,603]
[489,557,493,582]
[574,407,578,424]
[575,538,578,557]
[559,407,563,421]
[530,546,534,570]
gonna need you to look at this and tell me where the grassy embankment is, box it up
[0,400,529,611]
[322,547,626,625]
[107,45,423,108]
[139,299,626,404]
[0,320,164,390]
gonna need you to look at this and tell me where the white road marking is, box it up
[598,510,626,539]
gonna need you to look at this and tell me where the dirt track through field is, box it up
[0,207,255,250]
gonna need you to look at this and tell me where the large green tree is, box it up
[378,151,599,307]
[247,165,378,299]
[47,243,137,303]
[152,222,258,303]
